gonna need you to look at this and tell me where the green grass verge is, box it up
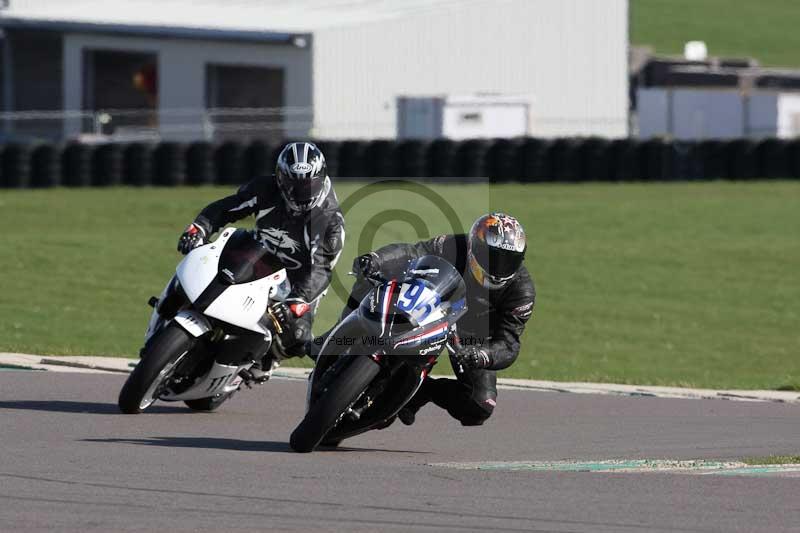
[741,455,800,465]
[1,181,798,389]
[631,0,800,67]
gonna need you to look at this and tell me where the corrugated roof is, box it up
[1,0,484,34]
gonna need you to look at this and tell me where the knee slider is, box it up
[458,396,495,426]
[291,320,312,344]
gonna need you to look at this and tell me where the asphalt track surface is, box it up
[1,372,798,532]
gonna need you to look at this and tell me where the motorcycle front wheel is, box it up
[118,324,196,414]
[289,355,380,453]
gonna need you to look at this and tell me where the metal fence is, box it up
[0,106,630,144]
[0,107,315,144]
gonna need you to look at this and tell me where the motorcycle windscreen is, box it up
[395,255,468,327]
[356,256,468,348]
[218,229,285,284]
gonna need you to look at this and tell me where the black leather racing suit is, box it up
[193,175,345,356]
[343,234,536,425]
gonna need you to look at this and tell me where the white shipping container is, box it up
[397,95,531,140]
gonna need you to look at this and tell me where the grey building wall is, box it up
[637,88,779,140]
[311,0,629,139]
[8,29,63,111]
[1,29,63,139]
[62,32,312,140]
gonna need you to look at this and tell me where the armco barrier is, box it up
[2,137,800,189]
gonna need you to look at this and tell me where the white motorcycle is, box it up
[118,228,290,414]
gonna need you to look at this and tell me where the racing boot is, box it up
[398,382,432,426]
[247,357,281,384]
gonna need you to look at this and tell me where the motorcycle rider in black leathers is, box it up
[338,213,534,426]
[177,142,345,377]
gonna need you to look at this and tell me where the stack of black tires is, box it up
[2,138,799,188]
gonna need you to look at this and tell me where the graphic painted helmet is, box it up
[467,213,527,289]
[275,142,330,214]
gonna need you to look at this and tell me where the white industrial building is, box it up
[0,0,629,141]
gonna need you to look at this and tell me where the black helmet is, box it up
[275,142,330,214]
[467,213,526,289]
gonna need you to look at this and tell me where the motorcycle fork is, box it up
[346,370,389,421]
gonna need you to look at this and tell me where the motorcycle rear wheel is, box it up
[290,356,380,453]
[118,324,195,414]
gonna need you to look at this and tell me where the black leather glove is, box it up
[353,252,382,280]
[177,222,207,255]
[267,300,311,335]
[452,346,492,371]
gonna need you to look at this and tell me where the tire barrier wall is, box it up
[2,138,800,188]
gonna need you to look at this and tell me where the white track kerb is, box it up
[2,352,799,404]
[429,460,800,476]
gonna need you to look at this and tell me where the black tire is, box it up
[118,325,195,414]
[290,356,381,453]
[184,392,235,412]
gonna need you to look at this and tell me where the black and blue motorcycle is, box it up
[290,255,467,452]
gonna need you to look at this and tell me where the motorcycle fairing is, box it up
[355,284,464,355]
[144,275,178,345]
[173,310,213,338]
[160,361,248,401]
[177,228,237,302]
[325,362,424,442]
[391,319,449,350]
[203,272,284,334]
[177,228,289,334]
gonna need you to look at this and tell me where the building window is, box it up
[83,49,158,135]
[206,64,284,141]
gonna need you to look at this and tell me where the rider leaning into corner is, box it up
[324,213,535,427]
[176,142,345,378]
